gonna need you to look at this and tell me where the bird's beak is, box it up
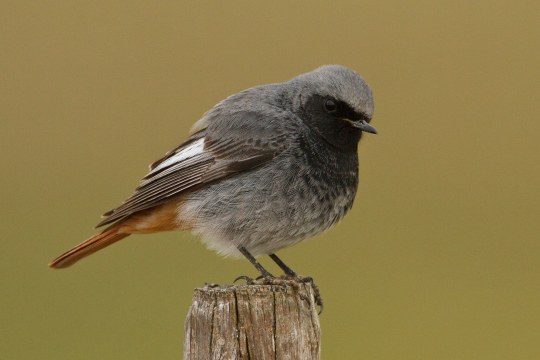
[349,119,377,134]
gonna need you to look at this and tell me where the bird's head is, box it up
[289,65,376,151]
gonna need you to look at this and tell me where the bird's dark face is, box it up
[302,94,375,152]
[291,65,376,153]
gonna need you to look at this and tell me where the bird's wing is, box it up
[96,110,293,228]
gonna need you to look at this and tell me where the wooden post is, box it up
[183,281,321,359]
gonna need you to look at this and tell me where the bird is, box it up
[49,64,376,282]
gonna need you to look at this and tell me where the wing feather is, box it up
[96,118,289,228]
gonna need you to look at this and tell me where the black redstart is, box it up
[50,64,376,280]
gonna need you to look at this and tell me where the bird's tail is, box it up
[49,226,130,269]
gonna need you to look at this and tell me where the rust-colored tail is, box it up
[49,200,186,269]
[49,227,130,269]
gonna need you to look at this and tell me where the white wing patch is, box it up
[151,138,205,173]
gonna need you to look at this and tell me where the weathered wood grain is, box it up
[184,282,321,360]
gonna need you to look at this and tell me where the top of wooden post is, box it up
[184,281,321,360]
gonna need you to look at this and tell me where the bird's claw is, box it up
[234,275,256,284]
[281,274,324,313]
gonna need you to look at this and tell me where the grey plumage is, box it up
[98,64,375,258]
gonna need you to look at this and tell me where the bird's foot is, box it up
[233,274,269,284]
[233,275,256,284]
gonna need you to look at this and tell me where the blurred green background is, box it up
[1,1,539,359]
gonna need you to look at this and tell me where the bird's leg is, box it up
[238,246,274,278]
[269,253,297,277]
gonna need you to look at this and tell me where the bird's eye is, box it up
[324,99,337,113]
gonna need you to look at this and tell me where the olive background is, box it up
[1,1,539,359]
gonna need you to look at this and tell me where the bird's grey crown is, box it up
[193,65,374,132]
[288,64,374,119]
